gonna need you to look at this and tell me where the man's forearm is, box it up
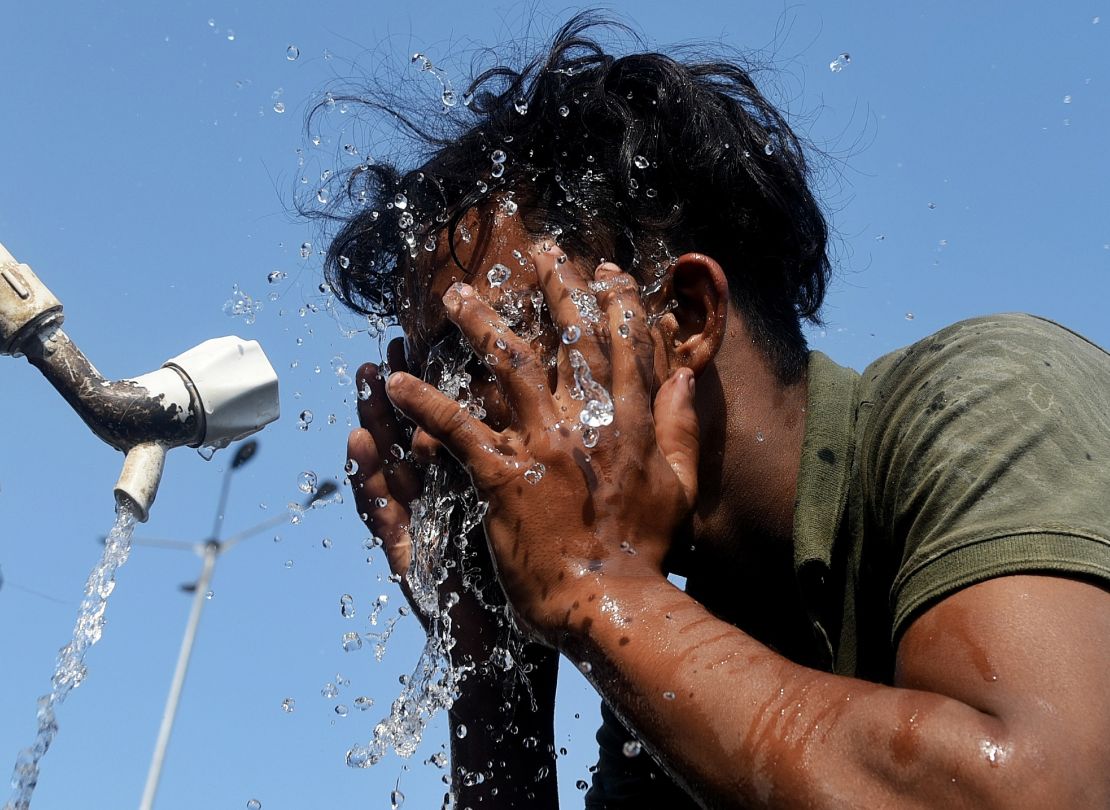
[450,644,560,809]
[558,575,1015,810]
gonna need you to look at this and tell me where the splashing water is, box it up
[829,52,851,73]
[223,284,262,325]
[4,501,138,810]
[568,349,615,429]
[347,342,520,769]
[346,461,485,767]
[411,53,457,111]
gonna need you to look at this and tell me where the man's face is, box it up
[399,202,563,433]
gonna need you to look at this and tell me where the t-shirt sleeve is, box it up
[858,314,1110,641]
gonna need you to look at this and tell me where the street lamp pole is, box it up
[138,540,218,810]
[131,437,338,810]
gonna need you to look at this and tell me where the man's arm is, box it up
[559,570,1110,809]
[450,645,559,809]
[382,250,1110,807]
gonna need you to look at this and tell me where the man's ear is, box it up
[654,252,729,381]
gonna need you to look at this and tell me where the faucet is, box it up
[0,241,280,521]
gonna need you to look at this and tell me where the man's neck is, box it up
[679,325,812,655]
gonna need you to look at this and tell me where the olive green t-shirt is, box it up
[587,313,1110,807]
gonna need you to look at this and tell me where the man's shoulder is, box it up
[858,312,1108,406]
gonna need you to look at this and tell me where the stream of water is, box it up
[4,500,138,810]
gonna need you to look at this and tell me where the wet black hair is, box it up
[318,11,831,383]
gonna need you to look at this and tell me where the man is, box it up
[333,14,1110,809]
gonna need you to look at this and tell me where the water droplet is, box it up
[393,193,408,210]
[300,241,312,258]
[927,202,937,210]
[286,44,300,61]
[391,789,405,809]
[340,594,356,618]
[829,52,851,73]
[582,427,599,448]
[662,690,676,701]
[226,29,235,41]
[755,431,765,443]
[905,312,916,321]
[558,104,570,117]
[204,590,214,600]
[633,154,649,169]
[281,698,295,713]
[486,263,511,287]
[523,462,546,485]
[298,410,313,430]
[578,660,592,674]
[514,98,529,115]
[576,780,589,791]
[455,724,468,738]
[267,270,286,284]
[247,801,262,810]
[489,646,515,671]
[321,682,339,699]
[374,497,388,509]
[617,323,630,339]
[316,188,329,204]
[298,471,318,493]
[622,739,642,757]
[335,704,349,717]
[284,559,294,569]
[197,446,217,461]
[398,211,414,229]
[490,162,505,179]
[763,141,775,156]
[500,198,518,216]
[491,149,507,164]
[344,458,360,476]
[273,101,285,114]
[354,695,374,710]
[562,325,581,344]
[321,537,332,549]
[619,541,637,555]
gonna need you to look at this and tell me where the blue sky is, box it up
[1,2,1106,808]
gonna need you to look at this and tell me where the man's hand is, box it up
[382,244,700,647]
[348,337,561,809]
[347,338,509,657]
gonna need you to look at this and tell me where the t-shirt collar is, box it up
[792,351,861,578]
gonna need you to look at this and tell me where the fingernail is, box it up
[443,283,468,313]
[686,370,696,393]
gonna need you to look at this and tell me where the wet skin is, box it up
[348,210,1110,809]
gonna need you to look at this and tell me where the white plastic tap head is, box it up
[164,336,280,450]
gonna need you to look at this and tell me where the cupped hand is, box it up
[346,339,507,660]
[382,244,700,648]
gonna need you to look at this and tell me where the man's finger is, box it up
[653,368,699,508]
[354,361,421,505]
[596,265,653,412]
[347,427,413,578]
[443,282,552,418]
[385,372,502,471]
